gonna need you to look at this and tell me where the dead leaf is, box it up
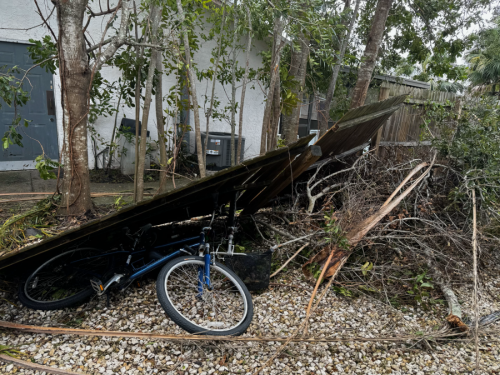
[446,314,468,332]
[219,354,227,366]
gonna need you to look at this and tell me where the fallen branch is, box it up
[270,243,309,278]
[0,320,464,344]
[269,282,312,291]
[0,192,154,197]
[0,192,154,204]
[303,156,437,330]
[251,158,438,374]
[255,219,309,244]
[0,353,85,374]
[144,169,193,181]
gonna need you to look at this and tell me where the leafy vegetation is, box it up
[467,17,500,90]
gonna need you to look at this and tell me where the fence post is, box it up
[370,87,391,156]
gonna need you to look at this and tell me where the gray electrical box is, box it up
[200,132,245,169]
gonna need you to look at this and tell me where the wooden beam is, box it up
[379,141,431,147]
[404,98,455,106]
[242,145,322,215]
[233,180,272,191]
[236,158,294,207]
[0,354,85,375]
[306,143,369,172]
[370,87,390,156]
[0,320,441,344]
[0,135,315,271]
[336,104,402,132]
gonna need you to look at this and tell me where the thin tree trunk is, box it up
[318,0,360,136]
[230,0,239,166]
[260,16,284,155]
[172,118,177,189]
[177,0,206,178]
[269,75,280,150]
[282,31,309,145]
[472,189,480,373]
[106,90,122,173]
[55,0,93,215]
[136,4,162,201]
[349,0,393,109]
[156,51,168,194]
[204,4,227,167]
[132,1,143,203]
[237,3,252,164]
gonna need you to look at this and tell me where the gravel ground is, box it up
[0,270,499,375]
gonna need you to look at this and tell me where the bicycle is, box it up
[18,212,254,336]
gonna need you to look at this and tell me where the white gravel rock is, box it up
[0,270,499,374]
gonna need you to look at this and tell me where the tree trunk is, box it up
[260,17,284,155]
[230,0,239,166]
[269,76,280,150]
[132,2,143,203]
[136,4,162,201]
[318,0,360,136]
[237,4,252,164]
[156,52,168,194]
[55,0,93,215]
[204,4,227,168]
[106,89,122,173]
[282,32,309,145]
[53,0,132,212]
[349,0,393,109]
[177,0,206,178]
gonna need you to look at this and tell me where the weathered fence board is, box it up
[379,82,458,144]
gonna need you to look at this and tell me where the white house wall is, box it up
[0,0,267,170]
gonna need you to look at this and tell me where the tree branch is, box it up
[33,0,57,42]
[91,0,133,72]
[86,37,114,53]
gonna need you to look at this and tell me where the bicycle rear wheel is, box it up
[156,256,253,336]
[18,247,112,310]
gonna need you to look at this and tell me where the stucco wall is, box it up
[0,0,267,170]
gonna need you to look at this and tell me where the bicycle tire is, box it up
[18,247,112,310]
[156,256,253,336]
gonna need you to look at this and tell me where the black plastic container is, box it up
[223,251,272,291]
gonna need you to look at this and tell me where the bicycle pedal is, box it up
[90,278,104,294]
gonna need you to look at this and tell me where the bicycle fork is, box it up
[197,230,212,296]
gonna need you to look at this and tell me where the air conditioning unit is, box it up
[201,132,245,169]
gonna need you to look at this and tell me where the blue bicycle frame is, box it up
[129,235,201,280]
[69,232,209,285]
[197,231,211,294]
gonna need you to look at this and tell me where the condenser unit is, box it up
[200,132,245,169]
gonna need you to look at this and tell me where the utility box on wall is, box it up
[200,132,245,170]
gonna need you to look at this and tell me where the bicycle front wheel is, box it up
[156,256,253,336]
[18,247,112,310]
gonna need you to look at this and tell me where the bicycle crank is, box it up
[90,274,124,296]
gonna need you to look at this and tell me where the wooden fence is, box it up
[377,82,459,145]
